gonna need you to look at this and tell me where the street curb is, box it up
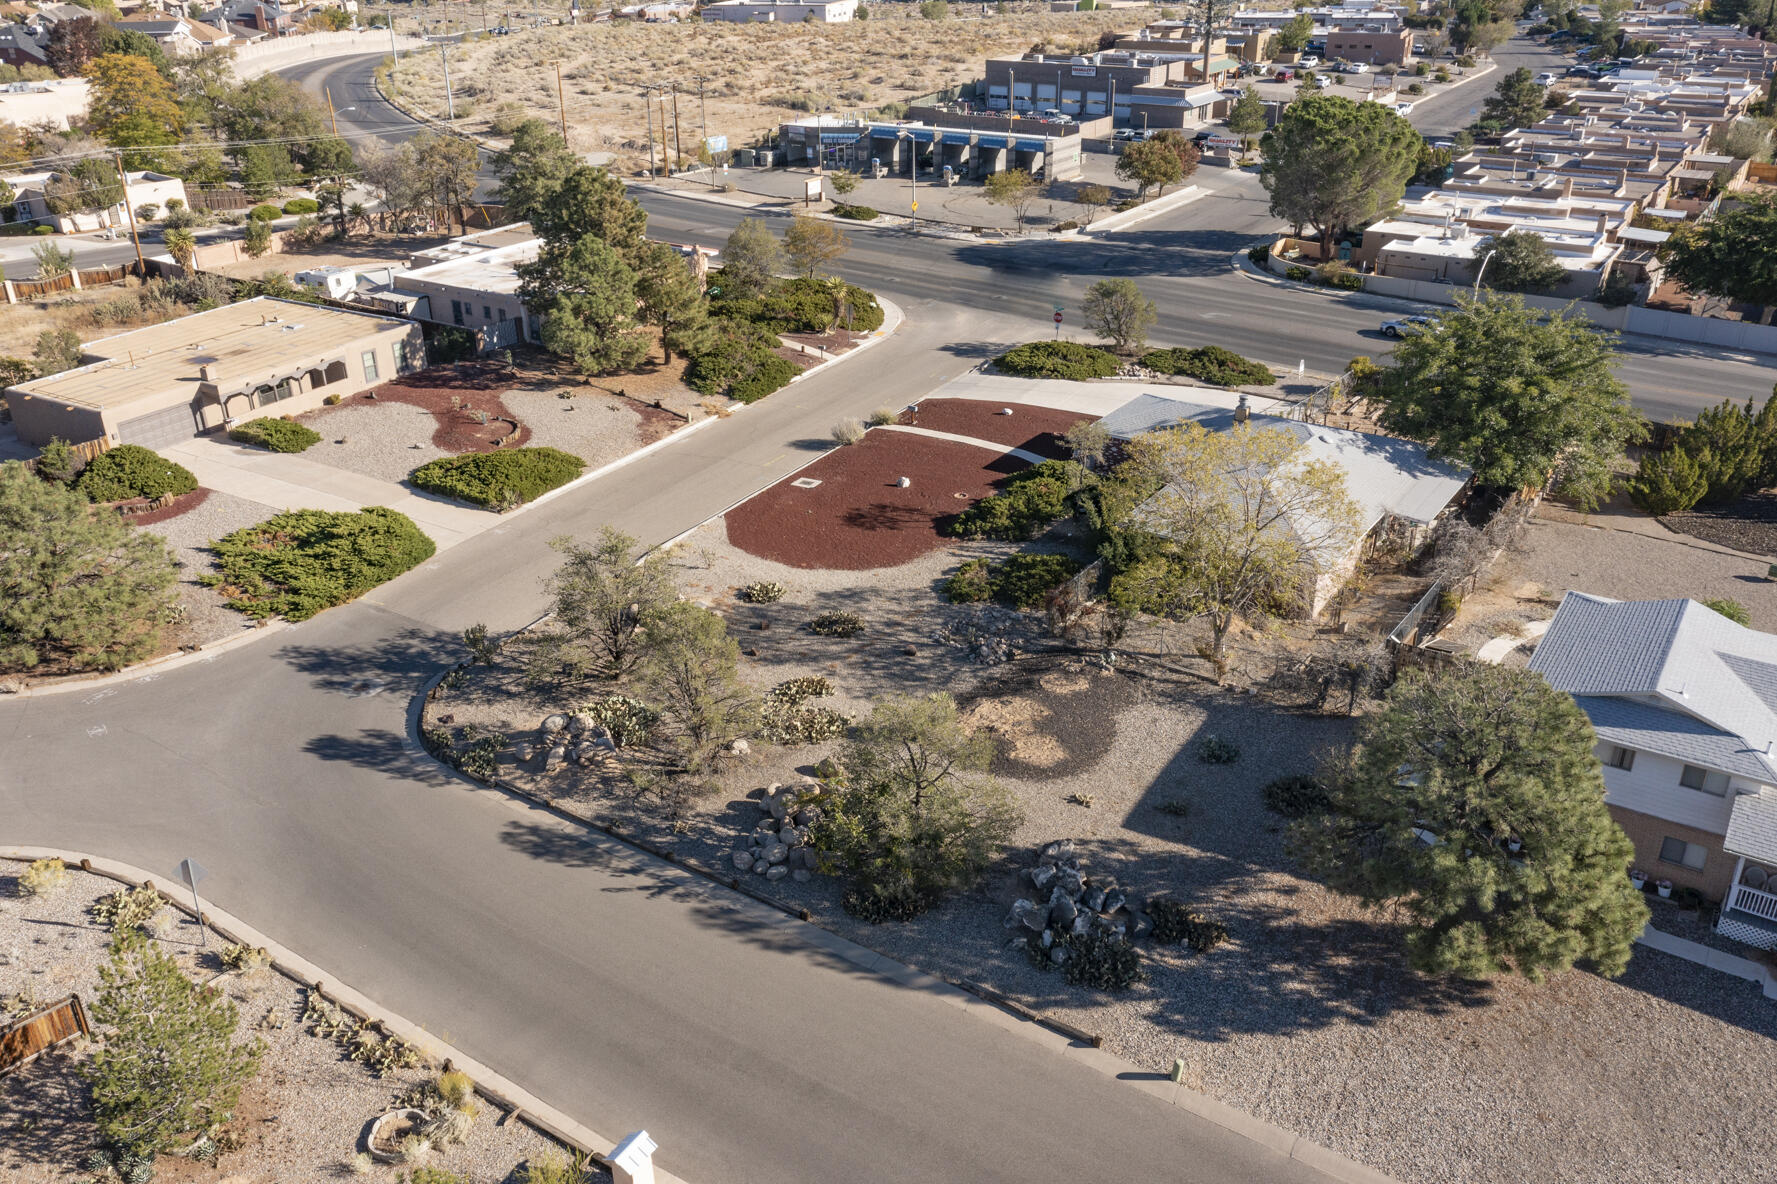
[0,848,687,1184]
[1085,183,1207,235]
[0,620,291,700]
[413,668,1400,1184]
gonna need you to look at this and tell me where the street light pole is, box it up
[1473,248,1497,296]
[554,60,568,142]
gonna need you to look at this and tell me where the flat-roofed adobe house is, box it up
[1,297,423,449]
[1528,591,1777,948]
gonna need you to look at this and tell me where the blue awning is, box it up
[869,126,937,143]
[976,134,1010,149]
[819,131,865,143]
[940,131,972,145]
[1014,138,1048,152]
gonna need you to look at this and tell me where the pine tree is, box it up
[0,461,178,673]
[718,218,784,298]
[1291,665,1649,981]
[634,241,712,364]
[83,934,263,1154]
[522,235,650,376]
[489,119,581,224]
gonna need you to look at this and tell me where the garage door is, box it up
[117,403,199,449]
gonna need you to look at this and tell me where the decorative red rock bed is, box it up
[898,398,1096,460]
[725,430,1030,570]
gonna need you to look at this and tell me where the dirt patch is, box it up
[772,344,823,371]
[901,398,1095,460]
[1662,490,1777,558]
[724,430,1029,570]
[309,361,535,454]
[126,486,213,527]
[961,656,1141,781]
[783,328,867,355]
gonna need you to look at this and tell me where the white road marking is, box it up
[81,689,117,705]
[86,724,108,738]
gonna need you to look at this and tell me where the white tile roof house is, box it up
[1529,591,1777,947]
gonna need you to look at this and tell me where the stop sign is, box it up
[1053,311,1063,324]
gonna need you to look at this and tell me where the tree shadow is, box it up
[840,503,933,531]
[274,627,459,692]
[301,729,451,784]
[1612,943,1777,1043]
[0,1046,95,1169]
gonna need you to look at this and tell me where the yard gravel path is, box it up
[139,488,281,650]
[0,865,588,1184]
[504,388,646,469]
[298,403,453,485]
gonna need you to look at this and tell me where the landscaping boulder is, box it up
[765,865,790,883]
[733,851,755,872]
[542,714,567,734]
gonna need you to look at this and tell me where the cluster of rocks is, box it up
[1004,840,1145,965]
[512,713,618,771]
[733,783,825,884]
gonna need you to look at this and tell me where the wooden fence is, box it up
[0,995,90,1077]
[5,261,141,304]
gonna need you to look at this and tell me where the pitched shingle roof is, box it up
[1726,791,1777,864]
[1530,591,1777,781]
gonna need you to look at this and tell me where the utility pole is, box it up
[440,40,455,120]
[326,85,339,136]
[113,150,145,276]
[641,85,659,177]
[554,60,568,142]
[388,13,398,61]
[670,83,684,175]
[692,73,712,187]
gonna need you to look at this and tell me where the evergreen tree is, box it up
[634,242,713,364]
[1226,86,1268,152]
[1663,193,1777,323]
[530,164,648,263]
[1261,94,1420,255]
[0,461,178,673]
[1370,294,1645,507]
[534,527,677,684]
[718,217,784,298]
[1472,229,1566,294]
[490,118,581,224]
[1291,665,1649,981]
[1479,67,1549,131]
[83,934,263,1154]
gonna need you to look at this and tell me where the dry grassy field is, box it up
[386,3,1155,172]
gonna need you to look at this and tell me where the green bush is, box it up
[1706,597,1751,625]
[280,197,319,215]
[1197,734,1239,764]
[1321,271,1364,291]
[1247,244,1271,265]
[583,695,659,748]
[1140,344,1274,386]
[833,203,879,220]
[1628,446,1706,515]
[943,558,994,603]
[409,447,585,510]
[713,277,884,333]
[1262,773,1331,818]
[1285,265,1311,281]
[1035,929,1146,991]
[740,580,786,603]
[995,340,1120,380]
[842,883,931,922]
[732,355,799,403]
[991,552,1083,609]
[685,316,792,401]
[810,610,865,637]
[229,416,321,453]
[205,506,436,620]
[75,445,198,502]
[946,460,1083,540]
[247,204,282,222]
[1146,897,1229,952]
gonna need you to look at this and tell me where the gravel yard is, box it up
[298,402,454,483]
[139,488,282,651]
[900,398,1094,458]
[427,505,1777,1184]
[0,864,589,1184]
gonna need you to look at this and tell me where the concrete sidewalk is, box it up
[164,436,490,551]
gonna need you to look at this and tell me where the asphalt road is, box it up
[1405,38,1573,138]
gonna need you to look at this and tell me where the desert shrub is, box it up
[809,610,865,637]
[17,857,69,897]
[516,1155,583,1184]
[759,677,850,743]
[1247,244,1271,265]
[946,460,1083,540]
[1321,270,1365,291]
[685,317,794,402]
[229,416,321,453]
[280,197,319,215]
[435,1069,475,1109]
[833,203,879,220]
[453,726,506,781]
[731,355,800,404]
[714,277,883,333]
[944,558,994,603]
[831,417,865,445]
[739,580,785,603]
[991,552,1083,609]
[217,943,271,973]
[75,445,197,502]
[409,447,585,509]
[583,695,658,747]
[1197,734,1239,764]
[1262,773,1331,818]
[324,393,343,406]
[842,883,930,922]
[1037,929,1146,990]
[1147,897,1229,952]
[400,1166,465,1184]
[89,885,165,933]
[868,406,899,426]
[1286,264,1312,281]
[995,340,1120,380]
[1706,597,1751,625]
[205,507,436,620]
[1140,345,1274,387]
[247,204,281,222]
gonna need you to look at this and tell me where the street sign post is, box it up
[176,858,209,947]
[1053,308,1063,339]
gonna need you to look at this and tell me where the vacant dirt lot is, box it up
[389,4,1143,170]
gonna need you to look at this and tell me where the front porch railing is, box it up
[1727,881,1777,923]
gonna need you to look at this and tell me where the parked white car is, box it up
[1313,74,1335,88]
[1297,55,1320,68]
[1534,71,1559,85]
[1344,61,1372,74]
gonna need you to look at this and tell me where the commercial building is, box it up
[6,169,188,233]
[2,298,423,448]
[0,78,89,133]
[778,115,1083,181]
[701,0,855,21]
[1325,28,1412,65]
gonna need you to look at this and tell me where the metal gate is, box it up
[117,402,199,449]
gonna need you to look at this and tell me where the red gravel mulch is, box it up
[309,360,533,454]
[126,487,211,527]
[900,398,1095,461]
[726,431,1030,570]
[772,344,823,371]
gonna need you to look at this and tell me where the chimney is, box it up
[1597,212,1609,233]
[200,363,215,382]
[1563,176,1575,198]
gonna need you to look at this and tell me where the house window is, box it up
[1659,836,1707,871]
[361,350,379,381]
[452,299,464,326]
[1597,744,1635,771]
[1679,764,1730,796]
[483,305,492,322]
